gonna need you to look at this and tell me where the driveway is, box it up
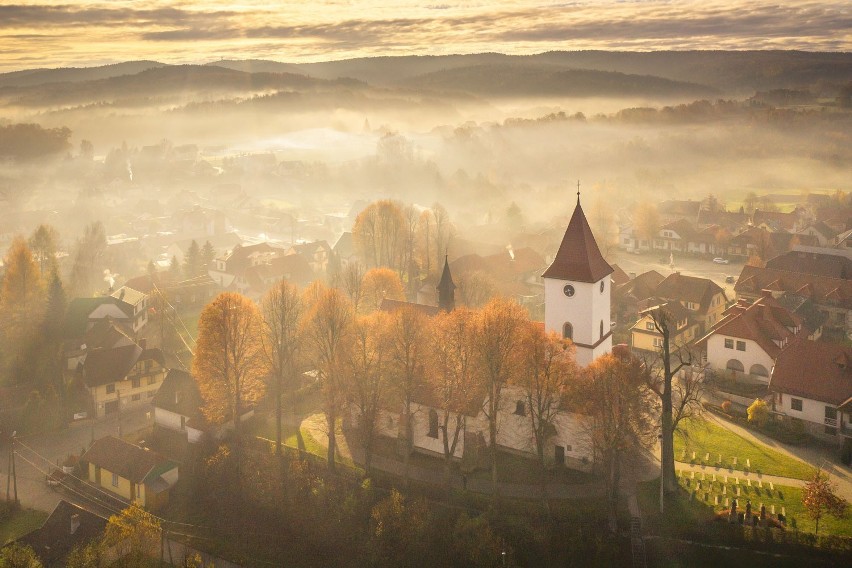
[1,406,153,513]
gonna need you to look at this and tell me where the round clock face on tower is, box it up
[563,284,575,297]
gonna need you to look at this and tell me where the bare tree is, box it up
[641,303,705,508]
[342,261,365,314]
[261,280,304,456]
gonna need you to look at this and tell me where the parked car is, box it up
[725,275,735,283]
[713,257,730,264]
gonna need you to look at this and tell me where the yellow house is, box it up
[653,272,727,331]
[631,301,700,353]
[81,436,178,511]
[82,344,166,417]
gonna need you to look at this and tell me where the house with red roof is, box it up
[695,291,811,384]
[769,340,852,451]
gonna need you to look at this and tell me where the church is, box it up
[543,192,614,367]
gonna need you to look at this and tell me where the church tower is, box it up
[437,255,456,312]
[542,189,613,366]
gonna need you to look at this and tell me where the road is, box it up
[1,406,153,514]
[610,249,743,299]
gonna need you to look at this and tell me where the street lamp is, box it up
[658,432,664,514]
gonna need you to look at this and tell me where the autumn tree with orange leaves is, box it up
[473,297,527,498]
[193,293,267,465]
[1,237,46,384]
[362,267,405,313]
[513,325,577,486]
[353,200,406,272]
[348,311,392,475]
[388,305,430,484]
[261,281,304,455]
[802,467,848,535]
[428,307,482,494]
[302,284,354,471]
[581,348,655,532]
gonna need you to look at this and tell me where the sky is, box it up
[0,1,849,72]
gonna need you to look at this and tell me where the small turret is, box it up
[437,255,456,312]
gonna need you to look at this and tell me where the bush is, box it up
[747,399,769,427]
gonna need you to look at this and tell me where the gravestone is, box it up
[733,456,737,466]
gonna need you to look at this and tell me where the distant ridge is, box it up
[0,60,167,88]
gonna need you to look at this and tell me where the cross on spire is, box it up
[576,180,581,204]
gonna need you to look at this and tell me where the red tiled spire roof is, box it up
[542,198,613,283]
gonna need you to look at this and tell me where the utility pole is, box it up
[117,389,123,438]
[6,431,17,505]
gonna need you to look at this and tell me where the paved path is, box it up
[1,407,153,513]
[704,412,852,500]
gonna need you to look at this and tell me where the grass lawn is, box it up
[0,508,48,545]
[674,418,814,480]
[674,471,852,537]
[251,415,361,471]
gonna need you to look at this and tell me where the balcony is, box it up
[825,417,837,427]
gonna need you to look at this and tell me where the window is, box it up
[562,323,573,341]
[111,472,119,487]
[724,338,734,349]
[514,401,526,416]
[600,320,604,339]
[646,322,654,331]
[106,384,115,394]
[736,341,746,351]
[132,378,140,389]
[131,394,141,402]
[726,359,744,373]
[427,410,439,439]
[749,364,769,378]
[825,406,837,420]
[600,280,605,293]
[180,416,186,431]
[791,398,803,411]
[653,338,663,348]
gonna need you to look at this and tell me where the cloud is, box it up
[0,1,849,72]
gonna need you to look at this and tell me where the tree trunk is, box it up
[403,398,412,484]
[608,451,621,534]
[275,371,282,456]
[363,426,374,476]
[489,384,498,498]
[327,411,337,471]
[661,333,677,495]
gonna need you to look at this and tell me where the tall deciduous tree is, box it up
[261,280,304,456]
[302,285,353,471]
[474,297,527,498]
[388,305,430,483]
[802,467,848,535]
[102,503,161,568]
[642,304,705,508]
[514,325,577,488]
[1,238,46,384]
[28,224,59,277]
[428,307,481,493]
[582,348,655,532]
[353,200,405,271]
[634,202,660,247]
[342,261,365,314]
[348,311,391,475]
[362,267,405,312]
[193,292,267,466]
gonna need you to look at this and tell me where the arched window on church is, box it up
[563,322,573,340]
[427,409,439,439]
[600,320,604,339]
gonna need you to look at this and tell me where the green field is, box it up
[675,472,852,537]
[674,418,814,480]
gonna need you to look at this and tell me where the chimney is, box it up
[71,513,80,535]
[760,289,773,299]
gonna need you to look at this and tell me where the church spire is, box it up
[437,254,456,312]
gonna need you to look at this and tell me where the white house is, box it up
[769,340,852,447]
[543,194,613,367]
[696,292,808,384]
